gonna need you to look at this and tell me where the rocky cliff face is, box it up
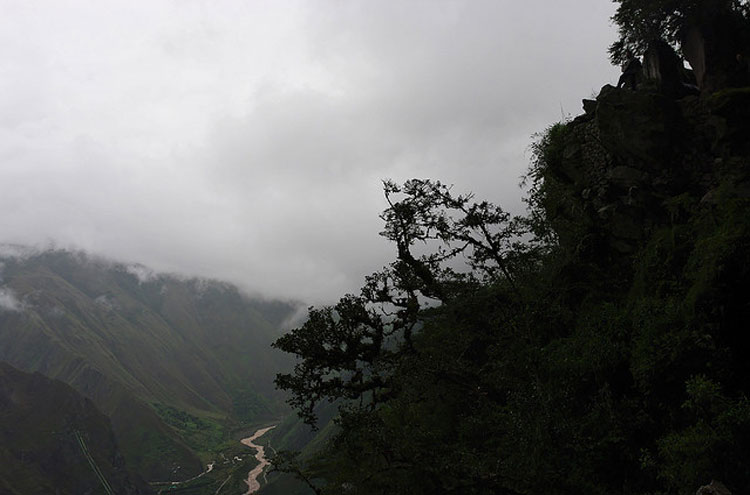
[540,83,750,259]
[529,75,750,492]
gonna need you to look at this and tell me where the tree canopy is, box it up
[272,164,750,493]
[608,0,750,63]
[271,7,750,492]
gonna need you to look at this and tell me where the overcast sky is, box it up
[0,0,620,304]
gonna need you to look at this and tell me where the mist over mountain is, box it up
[0,1,620,304]
[0,247,299,480]
[2,1,748,494]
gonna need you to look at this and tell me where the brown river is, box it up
[240,425,277,494]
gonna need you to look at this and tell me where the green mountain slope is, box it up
[0,362,150,494]
[0,249,297,481]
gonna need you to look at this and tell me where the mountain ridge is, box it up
[0,247,300,480]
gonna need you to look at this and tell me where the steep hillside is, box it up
[0,362,149,494]
[259,402,339,495]
[0,248,298,480]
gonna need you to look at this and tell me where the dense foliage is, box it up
[273,104,750,494]
[272,5,750,493]
[608,0,749,63]
[275,166,750,493]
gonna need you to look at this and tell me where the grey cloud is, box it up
[0,1,620,303]
[0,287,24,312]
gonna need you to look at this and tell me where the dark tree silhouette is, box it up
[609,0,749,63]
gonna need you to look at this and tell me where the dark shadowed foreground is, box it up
[270,2,750,493]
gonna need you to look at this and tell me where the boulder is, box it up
[595,85,682,170]
[643,40,685,96]
[683,26,707,88]
[582,99,597,114]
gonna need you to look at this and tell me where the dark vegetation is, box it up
[608,0,749,63]
[271,2,750,493]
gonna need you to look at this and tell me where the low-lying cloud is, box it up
[0,287,24,312]
[0,0,620,303]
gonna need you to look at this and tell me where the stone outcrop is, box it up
[683,26,708,88]
[642,40,689,96]
[540,76,749,257]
